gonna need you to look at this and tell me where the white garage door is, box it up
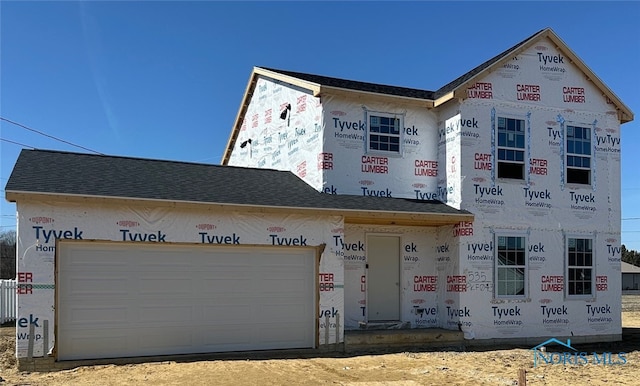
[56,241,317,361]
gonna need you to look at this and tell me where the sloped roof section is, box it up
[622,261,640,274]
[434,28,633,123]
[222,67,436,164]
[5,150,472,225]
[434,28,547,99]
[259,67,435,100]
[5,149,318,207]
[223,28,633,164]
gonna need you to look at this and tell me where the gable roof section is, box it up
[5,149,472,226]
[222,66,435,164]
[622,261,640,274]
[434,28,634,121]
[433,28,547,101]
[222,28,633,164]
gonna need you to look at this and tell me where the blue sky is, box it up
[1,1,639,249]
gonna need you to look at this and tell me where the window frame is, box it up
[496,116,527,180]
[494,233,528,299]
[365,111,404,156]
[565,124,592,185]
[565,236,595,298]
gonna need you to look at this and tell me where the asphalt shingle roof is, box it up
[434,28,545,98]
[260,67,435,100]
[261,29,545,100]
[5,149,471,217]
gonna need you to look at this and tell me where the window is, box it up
[497,117,526,179]
[567,237,593,296]
[566,125,591,184]
[367,113,402,154]
[495,236,527,297]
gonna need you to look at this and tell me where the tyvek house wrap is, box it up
[226,34,622,341]
[16,201,343,358]
[343,224,469,331]
[436,38,622,339]
[227,75,324,191]
[321,96,441,198]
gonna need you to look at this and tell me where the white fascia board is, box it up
[6,190,473,226]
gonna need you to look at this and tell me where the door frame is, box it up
[365,233,402,322]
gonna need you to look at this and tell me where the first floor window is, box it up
[497,117,526,180]
[367,112,402,155]
[567,237,593,296]
[495,235,527,297]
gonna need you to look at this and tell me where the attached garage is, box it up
[56,240,318,360]
[5,149,472,368]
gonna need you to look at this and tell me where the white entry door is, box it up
[367,235,400,321]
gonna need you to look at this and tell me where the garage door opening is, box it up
[56,240,318,361]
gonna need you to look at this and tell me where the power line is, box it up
[0,137,35,149]
[1,116,103,155]
[623,218,640,221]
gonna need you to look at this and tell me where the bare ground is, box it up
[2,296,640,386]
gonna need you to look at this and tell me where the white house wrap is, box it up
[5,28,632,363]
[225,29,630,342]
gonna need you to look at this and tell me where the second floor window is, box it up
[367,113,402,155]
[497,117,525,180]
[566,125,591,185]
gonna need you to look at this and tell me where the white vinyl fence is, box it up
[1,279,17,324]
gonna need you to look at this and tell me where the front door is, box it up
[367,235,400,321]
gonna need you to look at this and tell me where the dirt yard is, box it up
[2,296,640,385]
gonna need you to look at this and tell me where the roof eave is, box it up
[318,85,434,108]
[6,190,473,227]
[343,210,473,226]
[433,91,456,108]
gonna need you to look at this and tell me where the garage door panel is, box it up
[201,326,253,345]
[58,242,316,360]
[204,251,255,265]
[202,277,253,293]
[261,277,309,293]
[69,277,129,295]
[139,277,194,294]
[259,323,311,342]
[68,306,129,324]
[66,249,129,268]
[137,329,194,351]
[65,335,131,358]
[138,305,193,323]
[201,304,252,322]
